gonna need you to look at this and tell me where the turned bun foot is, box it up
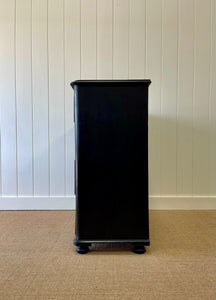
[76,245,89,254]
[132,244,146,254]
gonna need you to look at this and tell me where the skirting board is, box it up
[0,196,215,210]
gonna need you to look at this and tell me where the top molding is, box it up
[70,79,151,89]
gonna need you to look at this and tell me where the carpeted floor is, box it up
[0,210,215,300]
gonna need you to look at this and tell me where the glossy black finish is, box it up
[71,80,151,254]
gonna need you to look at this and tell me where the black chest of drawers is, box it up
[71,80,151,254]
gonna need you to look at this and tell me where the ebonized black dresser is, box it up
[71,80,151,254]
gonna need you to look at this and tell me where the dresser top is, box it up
[71,79,151,89]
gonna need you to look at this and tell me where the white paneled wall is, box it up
[32,0,49,196]
[0,0,215,209]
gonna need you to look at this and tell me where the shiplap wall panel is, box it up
[97,0,112,79]
[64,0,80,195]
[32,0,49,196]
[160,0,178,195]
[146,0,162,195]
[113,0,129,79]
[0,0,215,208]
[177,0,194,195]
[129,0,145,78]
[209,0,216,195]
[48,0,65,195]
[16,0,33,195]
[0,0,17,196]
[81,0,96,79]
[193,0,211,195]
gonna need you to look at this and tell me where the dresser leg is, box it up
[132,243,146,254]
[76,245,89,254]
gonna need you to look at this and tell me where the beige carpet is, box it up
[0,210,215,300]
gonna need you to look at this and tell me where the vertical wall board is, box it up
[64,0,80,195]
[48,0,65,196]
[16,0,33,195]
[177,0,194,195]
[146,0,162,195]
[0,1,17,196]
[113,0,129,79]
[160,0,178,195]
[32,0,49,196]
[97,0,112,79]
[209,0,216,195]
[81,0,97,79]
[0,0,216,206]
[193,0,211,195]
[129,0,145,78]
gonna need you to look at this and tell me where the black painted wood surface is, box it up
[71,80,151,248]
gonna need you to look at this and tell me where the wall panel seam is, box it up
[128,0,130,78]
[31,0,34,196]
[14,0,18,196]
[112,0,114,79]
[144,0,147,77]
[63,0,66,196]
[159,0,163,197]
[192,0,196,197]
[145,0,147,77]
[176,0,179,196]
[47,0,51,196]
[96,0,98,79]
[80,0,82,79]
[208,0,213,195]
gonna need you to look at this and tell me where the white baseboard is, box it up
[0,195,215,210]
[0,196,76,210]
[149,196,216,210]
